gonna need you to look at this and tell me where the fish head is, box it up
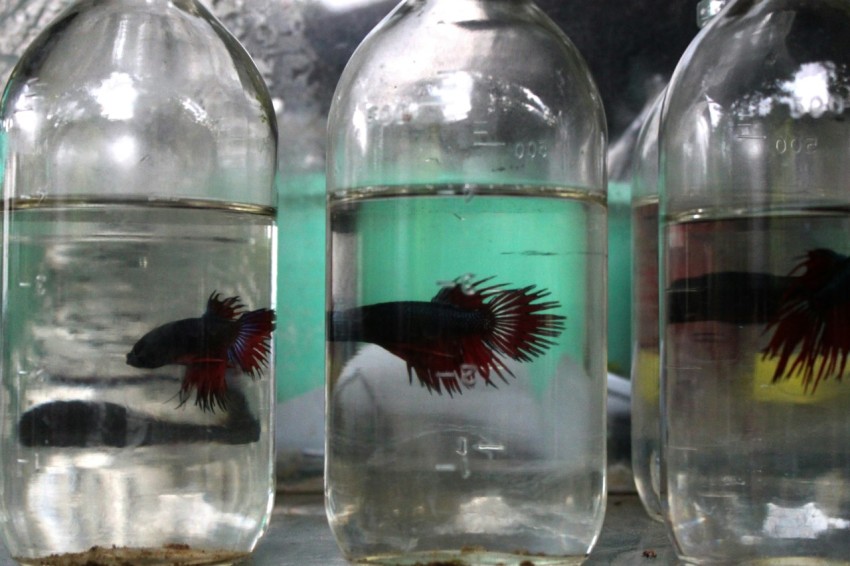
[126,333,167,368]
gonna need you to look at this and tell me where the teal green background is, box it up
[275,173,326,401]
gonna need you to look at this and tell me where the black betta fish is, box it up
[127,293,275,412]
[329,276,565,395]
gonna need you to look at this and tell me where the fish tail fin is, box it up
[417,276,564,392]
[179,361,229,413]
[763,249,850,391]
[485,284,567,362]
[229,308,276,378]
[438,276,565,361]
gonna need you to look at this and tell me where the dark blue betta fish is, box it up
[329,276,566,395]
[126,293,275,412]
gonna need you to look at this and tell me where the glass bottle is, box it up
[0,1,278,563]
[325,0,607,563]
[631,0,730,525]
[629,87,664,522]
[660,0,850,561]
[605,80,656,495]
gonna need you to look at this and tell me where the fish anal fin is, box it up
[408,365,463,397]
[180,360,229,413]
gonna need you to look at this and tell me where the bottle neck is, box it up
[696,0,729,28]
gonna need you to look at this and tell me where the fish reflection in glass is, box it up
[329,275,566,395]
[668,248,850,392]
[126,292,275,411]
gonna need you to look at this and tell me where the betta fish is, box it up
[126,292,275,412]
[328,276,565,395]
[763,248,850,391]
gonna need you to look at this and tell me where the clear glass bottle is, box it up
[660,0,850,561]
[325,0,607,563]
[631,0,729,526]
[0,1,278,564]
[629,87,664,522]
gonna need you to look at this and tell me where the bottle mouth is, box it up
[697,0,729,28]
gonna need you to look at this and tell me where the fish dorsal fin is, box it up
[205,292,245,320]
[431,276,504,309]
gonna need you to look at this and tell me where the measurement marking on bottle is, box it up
[456,436,468,456]
[454,436,472,478]
[736,123,819,154]
[774,136,818,154]
[471,119,507,148]
[735,123,767,140]
[460,364,477,387]
[474,443,505,453]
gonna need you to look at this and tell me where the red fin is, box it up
[398,276,565,394]
[179,360,229,412]
[389,342,512,396]
[763,249,850,391]
[484,284,566,362]
[206,292,245,320]
[228,308,276,378]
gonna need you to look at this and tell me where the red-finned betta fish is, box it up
[763,248,850,391]
[329,276,565,395]
[126,293,275,412]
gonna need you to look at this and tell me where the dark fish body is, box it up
[329,277,565,395]
[126,293,275,412]
[125,316,238,369]
[330,301,493,346]
[668,271,794,325]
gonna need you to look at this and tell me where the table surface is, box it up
[0,493,677,565]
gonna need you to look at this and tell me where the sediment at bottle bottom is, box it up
[357,548,587,566]
[16,544,250,566]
